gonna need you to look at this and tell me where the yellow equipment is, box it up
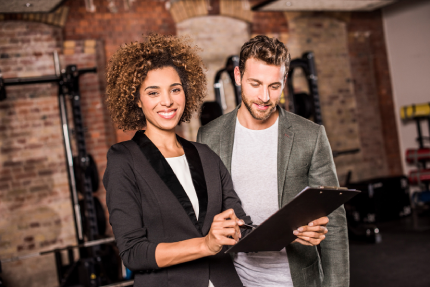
[400,103,430,120]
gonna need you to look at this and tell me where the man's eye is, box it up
[271,85,280,90]
[251,83,259,87]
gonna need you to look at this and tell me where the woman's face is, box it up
[138,66,186,132]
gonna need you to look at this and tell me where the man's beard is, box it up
[241,91,278,121]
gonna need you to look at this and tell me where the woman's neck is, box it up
[144,124,184,158]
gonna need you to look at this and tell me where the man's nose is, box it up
[259,87,270,102]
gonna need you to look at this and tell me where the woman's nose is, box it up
[160,91,173,107]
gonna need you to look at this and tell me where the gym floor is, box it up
[350,213,430,287]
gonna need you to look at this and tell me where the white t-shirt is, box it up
[231,118,294,287]
[165,155,214,287]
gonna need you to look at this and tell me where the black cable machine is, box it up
[0,54,123,287]
[213,55,242,110]
[287,52,323,125]
[200,56,242,126]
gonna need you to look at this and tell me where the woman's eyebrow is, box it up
[144,83,182,91]
[144,85,159,91]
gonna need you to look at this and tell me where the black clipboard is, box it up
[225,186,360,253]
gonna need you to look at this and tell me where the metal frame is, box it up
[287,52,323,125]
[0,60,105,286]
[0,53,141,285]
[0,64,98,244]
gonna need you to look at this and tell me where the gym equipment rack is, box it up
[0,53,122,287]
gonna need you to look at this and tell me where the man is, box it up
[197,35,349,287]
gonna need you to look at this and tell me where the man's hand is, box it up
[292,217,329,246]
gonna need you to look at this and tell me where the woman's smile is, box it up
[157,108,177,119]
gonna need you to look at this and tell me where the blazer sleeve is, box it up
[104,143,159,271]
[308,126,350,287]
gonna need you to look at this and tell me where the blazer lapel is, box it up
[220,105,239,173]
[277,107,295,208]
[177,136,208,232]
[132,131,204,235]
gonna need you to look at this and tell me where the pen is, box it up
[241,223,256,229]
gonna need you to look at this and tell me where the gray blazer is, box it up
[197,106,349,287]
[104,131,251,287]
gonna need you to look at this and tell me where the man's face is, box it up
[234,57,285,121]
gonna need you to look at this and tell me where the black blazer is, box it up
[104,131,251,287]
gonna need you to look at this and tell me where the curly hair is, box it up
[106,34,207,131]
[239,35,290,78]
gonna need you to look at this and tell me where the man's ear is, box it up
[234,66,242,86]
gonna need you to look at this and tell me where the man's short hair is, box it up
[239,35,290,77]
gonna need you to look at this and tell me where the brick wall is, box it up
[63,0,176,60]
[348,11,402,177]
[0,22,113,287]
[0,21,72,287]
[251,5,289,35]
[347,30,390,180]
[285,13,366,183]
[282,11,402,183]
[63,0,176,143]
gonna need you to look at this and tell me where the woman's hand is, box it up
[204,209,244,255]
[293,216,329,246]
[155,209,245,267]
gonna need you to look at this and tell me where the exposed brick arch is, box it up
[170,0,253,23]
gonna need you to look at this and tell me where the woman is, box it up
[104,34,251,287]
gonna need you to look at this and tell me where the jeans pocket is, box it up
[302,259,323,287]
